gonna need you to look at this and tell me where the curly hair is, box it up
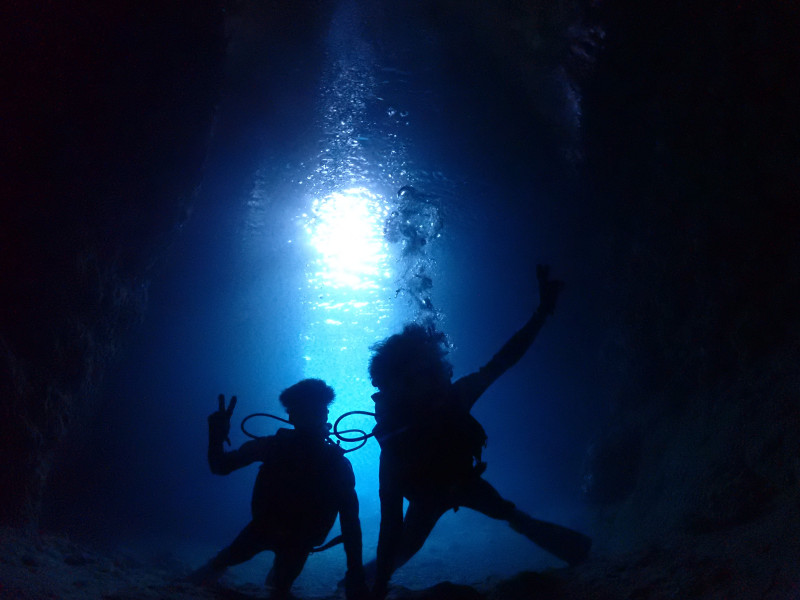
[369,323,452,391]
[279,378,335,414]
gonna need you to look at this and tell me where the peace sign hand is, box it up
[208,394,237,446]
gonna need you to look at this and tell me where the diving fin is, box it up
[511,512,592,566]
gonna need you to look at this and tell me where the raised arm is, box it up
[457,265,564,409]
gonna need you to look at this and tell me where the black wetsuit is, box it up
[373,308,591,596]
[206,428,363,595]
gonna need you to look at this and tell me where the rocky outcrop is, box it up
[0,0,227,528]
[580,0,800,558]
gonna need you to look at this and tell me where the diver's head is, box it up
[279,378,334,434]
[369,323,453,399]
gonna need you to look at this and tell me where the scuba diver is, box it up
[191,379,368,600]
[369,265,592,599]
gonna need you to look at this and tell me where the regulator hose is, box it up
[241,412,291,439]
[310,534,343,553]
[241,412,372,453]
[333,410,376,444]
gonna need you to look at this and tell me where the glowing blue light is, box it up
[299,185,396,478]
[306,187,390,292]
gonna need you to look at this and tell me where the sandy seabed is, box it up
[2,496,800,600]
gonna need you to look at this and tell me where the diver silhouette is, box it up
[191,379,368,600]
[368,265,592,599]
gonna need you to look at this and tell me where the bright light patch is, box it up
[301,186,394,323]
[298,185,397,483]
[306,187,390,291]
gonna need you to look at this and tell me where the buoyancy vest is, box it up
[251,428,347,546]
[374,390,488,495]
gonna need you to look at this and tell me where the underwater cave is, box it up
[2,1,800,599]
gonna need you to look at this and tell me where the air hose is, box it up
[240,412,291,438]
[310,534,343,553]
[240,412,374,453]
[332,410,376,444]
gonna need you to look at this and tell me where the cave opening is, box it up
[4,0,800,598]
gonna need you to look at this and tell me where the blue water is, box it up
[47,0,610,592]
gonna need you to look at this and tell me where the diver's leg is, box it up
[393,498,448,570]
[371,498,448,600]
[190,522,266,584]
[508,510,592,566]
[458,477,592,566]
[268,546,309,599]
[364,497,448,582]
[455,476,517,520]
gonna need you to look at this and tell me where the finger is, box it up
[227,395,237,416]
[218,394,225,412]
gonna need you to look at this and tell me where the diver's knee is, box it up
[497,499,517,521]
[508,506,537,531]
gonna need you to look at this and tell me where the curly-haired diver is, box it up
[369,266,591,599]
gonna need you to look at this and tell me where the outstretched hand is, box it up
[537,264,565,316]
[208,394,237,446]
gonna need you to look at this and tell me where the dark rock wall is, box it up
[0,0,227,528]
[580,0,800,550]
[405,0,800,558]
